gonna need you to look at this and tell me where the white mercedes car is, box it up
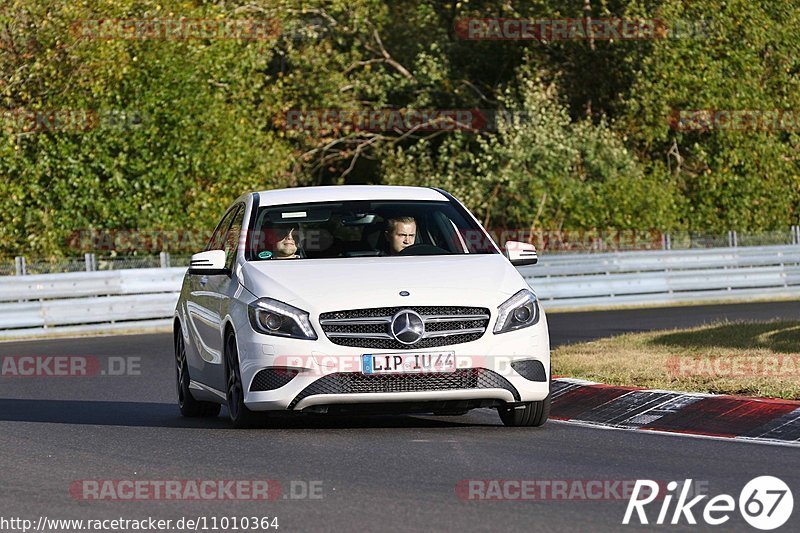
[173,185,550,427]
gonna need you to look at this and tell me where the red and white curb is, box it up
[551,378,800,446]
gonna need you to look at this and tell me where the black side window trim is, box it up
[206,204,241,252]
[223,204,246,271]
[244,192,260,261]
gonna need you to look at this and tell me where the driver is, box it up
[385,216,416,255]
[260,224,301,259]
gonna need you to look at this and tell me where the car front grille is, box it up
[287,369,519,409]
[318,306,491,350]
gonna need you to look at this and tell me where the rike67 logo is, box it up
[623,477,793,530]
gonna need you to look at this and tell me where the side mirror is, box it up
[505,241,538,266]
[188,250,229,275]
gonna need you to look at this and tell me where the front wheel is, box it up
[225,332,263,428]
[497,395,550,427]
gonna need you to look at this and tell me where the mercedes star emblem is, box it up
[390,310,425,345]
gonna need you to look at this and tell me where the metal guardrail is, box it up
[0,245,799,338]
[4,253,192,276]
[0,268,186,337]
[518,245,800,309]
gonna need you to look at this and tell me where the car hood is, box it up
[239,255,528,313]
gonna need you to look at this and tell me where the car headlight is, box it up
[248,298,318,340]
[493,289,539,334]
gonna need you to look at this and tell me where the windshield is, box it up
[246,200,499,260]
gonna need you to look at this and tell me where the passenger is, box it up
[260,224,300,259]
[385,216,417,255]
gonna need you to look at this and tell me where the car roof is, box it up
[252,185,449,205]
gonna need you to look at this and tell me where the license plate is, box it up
[361,352,456,374]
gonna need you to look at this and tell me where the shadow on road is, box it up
[650,320,800,354]
[0,398,499,429]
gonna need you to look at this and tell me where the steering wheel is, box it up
[396,243,450,256]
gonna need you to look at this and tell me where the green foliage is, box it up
[0,0,295,256]
[382,70,683,230]
[621,0,800,230]
[1,0,798,256]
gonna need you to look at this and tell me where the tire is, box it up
[224,332,263,428]
[497,395,550,427]
[174,330,221,418]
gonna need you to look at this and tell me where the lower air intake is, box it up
[287,369,519,409]
[250,368,299,392]
[510,359,548,382]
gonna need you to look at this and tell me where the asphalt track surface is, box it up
[1,301,799,532]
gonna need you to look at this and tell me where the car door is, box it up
[194,204,245,390]
[185,205,240,382]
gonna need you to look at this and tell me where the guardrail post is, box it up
[14,256,26,276]
[663,233,671,250]
[160,251,170,269]
[793,225,800,245]
[84,253,96,272]
[728,230,738,247]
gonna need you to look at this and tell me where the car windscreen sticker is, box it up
[258,251,273,259]
[281,211,307,219]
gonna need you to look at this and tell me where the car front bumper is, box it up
[234,308,551,412]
